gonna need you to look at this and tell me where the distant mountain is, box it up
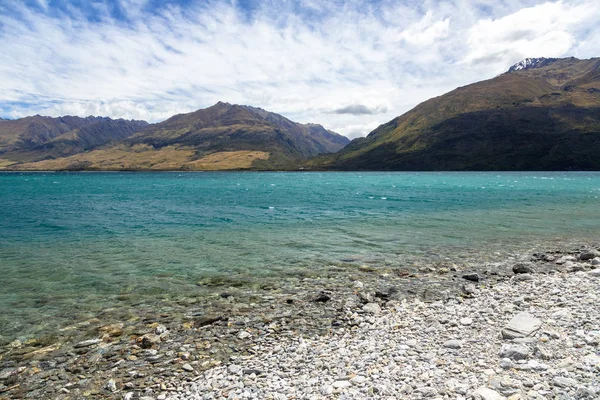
[0,115,148,165]
[2,103,348,170]
[309,57,600,170]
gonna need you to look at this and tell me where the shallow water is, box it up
[1,171,599,339]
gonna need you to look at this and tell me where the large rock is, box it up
[362,303,381,314]
[501,312,541,339]
[589,269,600,277]
[556,255,577,265]
[462,273,480,282]
[580,251,600,261]
[499,344,531,360]
[443,340,463,349]
[488,375,521,396]
[552,376,578,388]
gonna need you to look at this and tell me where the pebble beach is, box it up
[1,245,600,399]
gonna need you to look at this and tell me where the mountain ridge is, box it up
[307,56,600,171]
[0,103,349,170]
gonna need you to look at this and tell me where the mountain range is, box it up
[310,57,600,170]
[1,56,599,171]
[0,103,349,170]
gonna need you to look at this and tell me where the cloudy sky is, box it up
[1,0,599,138]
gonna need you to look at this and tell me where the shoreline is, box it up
[1,244,599,399]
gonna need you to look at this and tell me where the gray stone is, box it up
[580,251,599,261]
[443,339,463,349]
[488,375,520,396]
[513,273,534,281]
[362,303,381,314]
[313,292,331,302]
[237,331,251,339]
[592,257,600,266]
[534,345,553,360]
[551,376,578,388]
[320,385,334,395]
[513,263,534,274]
[499,358,514,369]
[576,387,598,398]
[526,360,548,371]
[0,368,18,380]
[418,387,438,397]
[352,281,364,289]
[105,378,117,392]
[569,264,586,272]
[499,344,531,360]
[556,255,577,264]
[74,339,102,348]
[462,283,477,295]
[460,317,473,326]
[472,387,505,400]
[502,312,541,339]
[228,364,241,374]
[181,363,194,372]
[511,337,537,344]
[583,353,600,365]
[462,273,480,282]
[332,380,351,389]
[140,334,161,349]
[589,269,600,277]
[350,375,367,385]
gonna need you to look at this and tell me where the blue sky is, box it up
[1,0,599,138]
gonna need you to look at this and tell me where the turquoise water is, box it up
[1,171,599,339]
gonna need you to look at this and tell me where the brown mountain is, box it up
[0,115,148,167]
[3,102,348,171]
[309,57,600,170]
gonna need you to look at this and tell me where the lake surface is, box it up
[1,171,599,340]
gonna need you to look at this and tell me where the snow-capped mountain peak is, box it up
[508,58,556,72]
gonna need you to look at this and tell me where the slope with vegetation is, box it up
[309,57,600,170]
[0,116,148,169]
[0,102,348,171]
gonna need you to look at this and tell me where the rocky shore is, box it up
[1,245,599,399]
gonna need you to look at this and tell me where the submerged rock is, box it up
[512,263,534,274]
[74,339,102,348]
[313,292,331,303]
[195,315,226,327]
[105,378,117,392]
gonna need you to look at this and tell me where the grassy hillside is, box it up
[2,102,348,171]
[310,57,600,171]
[0,116,148,165]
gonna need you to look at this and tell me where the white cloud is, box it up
[392,12,451,46]
[464,1,600,70]
[0,0,599,138]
